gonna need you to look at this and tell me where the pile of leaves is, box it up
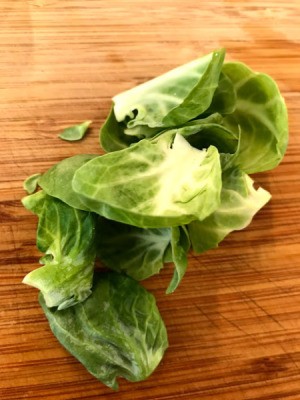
[22,49,288,389]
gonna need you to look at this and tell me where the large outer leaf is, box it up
[39,154,97,210]
[39,272,168,390]
[22,191,96,309]
[113,49,225,130]
[222,62,288,173]
[96,217,171,280]
[188,168,271,253]
[73,134,222,228]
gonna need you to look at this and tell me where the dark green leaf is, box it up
[39,271,168,389]
[161,113,238,154]
[166,226,190,294]
[22,191,96,309]
[100,107,138,152]
[96,217,171,280]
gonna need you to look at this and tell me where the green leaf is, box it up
[96,218,191,293]
[188,168,271,253]
[166,226,190,294]
[163,244,173,263]
[96,217,171,280]
[39,154,97,210]
[100,106,138,152]
[204,71,237,115]
[222,62,288,173]
[22,190,47,214]
[59,120,92,141]
[161,113,238,154]
[122,123,164,140]
[72,133,222,228]
[112,49,225,133]
[39,271,168,390]
[23,173,41,194]
[22,192,96,309]
[186,123,238,154]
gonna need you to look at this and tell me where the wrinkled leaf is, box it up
[39,271,168,390]
[22,191,96,309]
[73,133,222,228]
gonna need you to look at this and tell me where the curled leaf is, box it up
[59,120,92,141]
[23,173,41,194]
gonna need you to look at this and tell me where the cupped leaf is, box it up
[96,217,171,280]
[222,62,288,173]
[39,271,168,390]
[72,133,222,228]
[59,120,92,141]
[113,49,225,133]
[22,191,96,309]
[23,173,42,194]
[39,154,97,210]
[188,168,271,253]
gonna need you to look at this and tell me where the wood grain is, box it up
[1,1,300,399]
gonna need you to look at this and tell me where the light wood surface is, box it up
[1,1,300,399]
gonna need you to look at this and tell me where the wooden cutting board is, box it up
[1,1,300,399]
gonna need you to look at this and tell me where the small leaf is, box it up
[59,120,92,141]
[23,173,41,194]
